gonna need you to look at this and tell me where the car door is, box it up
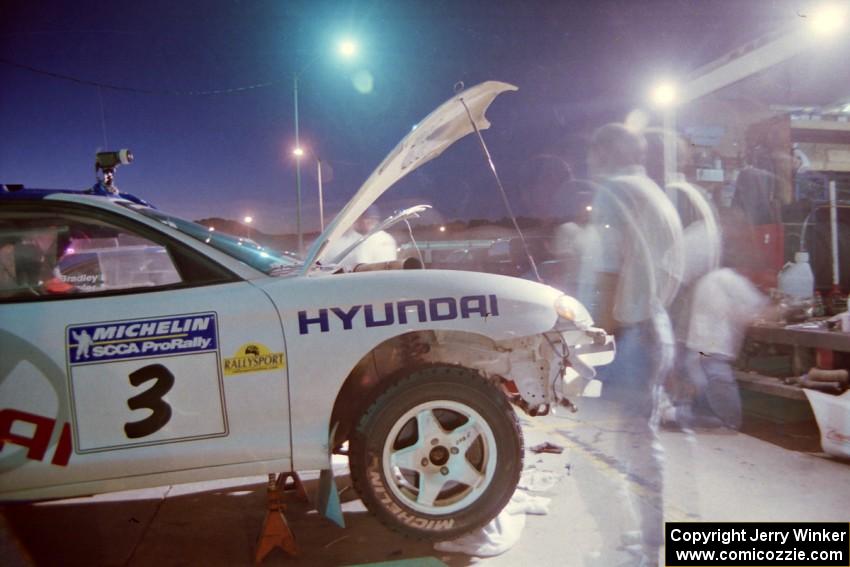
[0,202,291,499]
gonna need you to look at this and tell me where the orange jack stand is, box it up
[276,471,309,502]
[254,473,298,564]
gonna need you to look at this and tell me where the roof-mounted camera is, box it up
[96,149,133,172]
[94,149,133,195]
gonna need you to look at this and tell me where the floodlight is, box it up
[809,3,847,38]
[338,39,358,58]
[650,81,678,107]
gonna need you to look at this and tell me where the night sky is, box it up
[0,0,808,234]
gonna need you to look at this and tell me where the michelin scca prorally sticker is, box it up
[67,313,218,365]
[66,313,226,453]
[224,343,285,376]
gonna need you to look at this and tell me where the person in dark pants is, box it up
[675,265,769,430]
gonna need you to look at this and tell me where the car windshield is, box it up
[129,206,300,274]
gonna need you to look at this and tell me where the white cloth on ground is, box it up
[433,468,557,556]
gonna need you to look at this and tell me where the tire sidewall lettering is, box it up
[367,464,456,532]
[351,367,521,539]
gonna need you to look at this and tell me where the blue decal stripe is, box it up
[67,332,190,348]
[67,313,218,365]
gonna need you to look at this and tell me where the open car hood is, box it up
[301,80,518,274]
[327,204,432,266]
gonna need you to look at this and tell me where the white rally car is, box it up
[0,82,613,540]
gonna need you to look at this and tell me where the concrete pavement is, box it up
[3,397,848,566]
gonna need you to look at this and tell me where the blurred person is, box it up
[551,179,602,303]
[723,164,784,290]
[636,127,721,349]
[17,227,60,286]
[658,213,721,421]
[324,206,397,271]
[579,124,684,390]
[87,173,152,206]
[575,123,684,566]
[348,206,397,266]
[0,234,17,290]
[666,265,769,430]
[642,128,726,429]
[523,153,574,214]
[322,228,361,270]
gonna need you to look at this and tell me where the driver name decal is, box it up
[67,313,218,365]
[298,294,499,335]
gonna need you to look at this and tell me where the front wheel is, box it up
[349,366,523,541]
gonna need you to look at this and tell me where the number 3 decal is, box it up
[124,364,175,439]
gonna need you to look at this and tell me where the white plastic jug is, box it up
[778,251,814,300]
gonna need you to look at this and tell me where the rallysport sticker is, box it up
[224,343,285,376]
[67,313,218,365]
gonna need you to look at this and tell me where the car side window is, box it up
[1,211,183,300]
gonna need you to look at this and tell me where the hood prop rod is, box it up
[458,94,542,283]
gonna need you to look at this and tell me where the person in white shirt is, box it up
[675,267,768,429]
[324,207,397,271]
[349,227,397,266]
[576,123,684,566]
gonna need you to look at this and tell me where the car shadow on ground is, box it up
[1,473,480,567]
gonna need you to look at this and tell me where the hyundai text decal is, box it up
[67,313,218,364]
[298,295,499,335]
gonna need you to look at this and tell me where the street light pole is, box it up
[662,106,677,186]
[649,80,679,200]
[317,157,325,231]
[290,38,359,249]
[293,72,303,254]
